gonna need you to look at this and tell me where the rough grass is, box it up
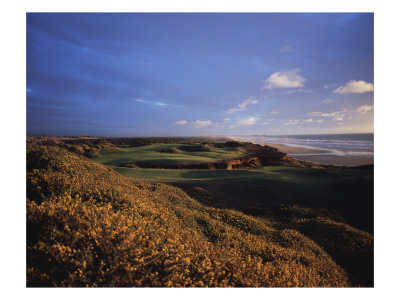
[26,144,366,287]
[159,147,182,154]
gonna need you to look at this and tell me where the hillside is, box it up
[26,144,373,287]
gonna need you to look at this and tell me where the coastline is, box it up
[230,137,374,167]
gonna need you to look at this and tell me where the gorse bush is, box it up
[159,147,182,153]
[269,205,373,286]
[27,145,362,287]
[187,187,215,205]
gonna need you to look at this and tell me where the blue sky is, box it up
[26,13,374,136]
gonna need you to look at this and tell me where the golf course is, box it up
[26,137,374,287]
[92,140,373,233]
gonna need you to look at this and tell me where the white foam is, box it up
[235,134,374,158]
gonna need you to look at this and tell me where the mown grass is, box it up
[92,143,246,166]
[26,144,374,287]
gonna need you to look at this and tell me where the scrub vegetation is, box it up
[26,138,373,287]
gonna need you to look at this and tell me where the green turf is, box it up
[92,144,373,233]
[92,143,246,166]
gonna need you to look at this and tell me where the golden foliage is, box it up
[27,145,351,287]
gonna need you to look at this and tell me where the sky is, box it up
[26,13,374,137]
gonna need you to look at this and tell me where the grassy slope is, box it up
[26,145,374,287]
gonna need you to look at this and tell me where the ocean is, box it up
[235,133,374,158]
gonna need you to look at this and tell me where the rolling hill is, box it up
[26,143,373,287]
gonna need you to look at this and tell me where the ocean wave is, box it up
[236,134,374,158]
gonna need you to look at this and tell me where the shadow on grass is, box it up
[168,167,373,233]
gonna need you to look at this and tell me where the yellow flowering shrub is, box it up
[27,145,352,287]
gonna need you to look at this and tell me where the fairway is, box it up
[92,143,246,167]
[94,145,374,234]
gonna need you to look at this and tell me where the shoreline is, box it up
[230,137,374,167]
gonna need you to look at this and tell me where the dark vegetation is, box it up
[178,144,214,152]
[27,136,123,158]
[26,137,373,287]
[159,147,183,153]
[167,167,374,234]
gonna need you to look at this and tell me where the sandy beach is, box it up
[230,137,373,167]
[288,155,374,167]
[251,142,328,155]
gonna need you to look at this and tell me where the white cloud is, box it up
[356,105,374,114]
[136,98,183,108]
[227,97,259,114]
[284,119,300,125]
[307,118,325,123]
[173,120,187,126]
[284,118,324,126]
[333,80,374,94]
[308,109,347,121]
[270,110,279,114]
[307,112,321,117]
[192,120,213,128]
[285,88,312,94]
[262,68,306,90]
[174,119,215,128]
[321,112,337,117]
[323,98,333,104]
[174,119,219,128]
[236,117,256,126]
[223,118,231,124]
[323,83,338,89]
